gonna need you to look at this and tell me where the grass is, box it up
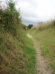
[0,30,36,74]
[32,20,55,31]
[23,36,36,74]
[0,1,36,73]
[30,21,55,74]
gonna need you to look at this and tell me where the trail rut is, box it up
[27,33,52,74]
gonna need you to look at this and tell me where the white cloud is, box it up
[36,0,55,19]
[17,0,55,25]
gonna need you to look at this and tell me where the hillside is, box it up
[0,30,36,74]
[30,21,55,74]
[0,0,36,74]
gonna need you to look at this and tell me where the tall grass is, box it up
[32,20,55,32]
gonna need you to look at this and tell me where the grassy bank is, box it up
[0,0,36,74]
[0,31,36,74]
[23,35,36,74]
[30,21,55,74]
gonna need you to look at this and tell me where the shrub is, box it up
[0,0,22,36]
[28,24,33,29]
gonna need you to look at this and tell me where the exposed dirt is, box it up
[27,33,52,74]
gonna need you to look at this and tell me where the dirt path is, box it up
[27,33,52,74]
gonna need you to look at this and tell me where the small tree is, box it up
[28,24,33,29]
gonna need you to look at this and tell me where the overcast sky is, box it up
[1,0,55,25]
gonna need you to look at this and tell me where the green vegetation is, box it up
[28,24,33,29]
[23,36,36,74]
[0,0,36,74]
[30,21,55,74]
[0,31,36,74]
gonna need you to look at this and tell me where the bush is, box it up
[0,0,22,36]
[28,24,33,29]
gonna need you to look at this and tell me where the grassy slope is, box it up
[23,34,36,74]
[30,25,55,74]
[0,31,36,74]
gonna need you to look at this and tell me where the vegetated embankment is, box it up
[30,21,55,74]
[0,0,36,74]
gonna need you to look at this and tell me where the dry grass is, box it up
[32,20,55,31]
